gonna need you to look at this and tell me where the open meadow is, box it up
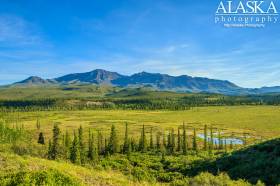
[4,106,280,141]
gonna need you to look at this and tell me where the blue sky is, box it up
[0,0,279,87]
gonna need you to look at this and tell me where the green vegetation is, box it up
[0,152,154,186]
[1,114,279,185]
[0,87,279,185]
[38,132,45,144]
[1,151,260,186]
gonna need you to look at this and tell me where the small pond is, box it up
[197,134,244,145]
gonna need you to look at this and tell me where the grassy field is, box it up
[1,105,280,185]
[3,106,280,141]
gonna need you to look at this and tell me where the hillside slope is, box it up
[189,138,280,185]
[0,152,258,186]
[0,152,154,186]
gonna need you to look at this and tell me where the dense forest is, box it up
[1,86,280,111]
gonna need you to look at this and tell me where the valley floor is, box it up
[5,106,280,139]
[1,105,280,185]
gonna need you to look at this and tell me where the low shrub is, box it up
[0,169,80,186]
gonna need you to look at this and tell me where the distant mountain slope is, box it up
[53,69,242,94]
[55,69,124,84]
[9,69,280,95]
[14,76,57,86]
[250,86,280,94]
[112,72,242,94]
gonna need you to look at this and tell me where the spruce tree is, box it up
[70,131,80,164]
[156,132,161,150]
[130,138,137,152]
[123,123,129,154]
[78,125,85,164]
[203,125,208,151]
[193,128,197,152]
[177,128,181,152]
[97,131,103,154]
[38,132,45,145]
[62,134,65,146]
[167,131,171,152]
[149,128,154,150]
[138,125,147,152]
[104,138,108,155]
[171,128,175,153]
[243,132,247,146]
[48,123,60,160]
[210,126,214,152]
[64,130,71,159]
[182,123,187,155]
[36,118,40,130]
[162,130,167,149]
[161,150,166,162]
[125,139,132,156]
[218,130,223,150]
[108,125,118,154]
[224,138,227,152]
[65,130,71,149]
[88,130,94,161]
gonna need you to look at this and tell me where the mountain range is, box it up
[12,69,280,95]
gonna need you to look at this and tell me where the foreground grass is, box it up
[0,152,258,186]
[0,152,156,186]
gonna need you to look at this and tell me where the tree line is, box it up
[2,93,280,112]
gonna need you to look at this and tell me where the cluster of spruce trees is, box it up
[41,123,238,164]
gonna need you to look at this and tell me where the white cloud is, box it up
[0,15,44,47]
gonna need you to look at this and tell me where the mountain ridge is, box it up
[11,69,280,95]
[15,76,58,85]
